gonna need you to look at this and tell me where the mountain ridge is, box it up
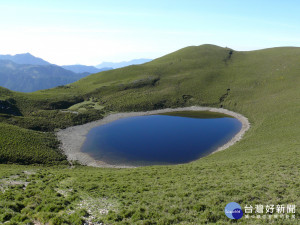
[0,53,153,92]
[0,59,88,92]
[96,58,152,69]
[62,64,112,74]
[0,53,51,65]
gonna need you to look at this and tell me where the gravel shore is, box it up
[56,106,250,168]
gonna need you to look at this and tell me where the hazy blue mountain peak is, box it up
[62,64,112,74]
[0,53,51,65]
[0,59,88,92]
[96,58,152,69]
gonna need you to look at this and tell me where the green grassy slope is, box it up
[0,123,67,164]
[0,45,299,224]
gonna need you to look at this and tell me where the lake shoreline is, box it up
[56,106,250,168]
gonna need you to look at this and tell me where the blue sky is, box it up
[0,0,299,65]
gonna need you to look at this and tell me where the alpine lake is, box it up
[81,111,242,166]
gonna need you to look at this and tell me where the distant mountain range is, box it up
[0,53,50,65]
[0,60,88,92]
[62,65,112,74]
[0,53,152,92]
[96,58,152,69]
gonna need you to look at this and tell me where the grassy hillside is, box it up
[0,123,67,164]
[0,45,299,224]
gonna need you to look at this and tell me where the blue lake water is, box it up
[81,111,242,166]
